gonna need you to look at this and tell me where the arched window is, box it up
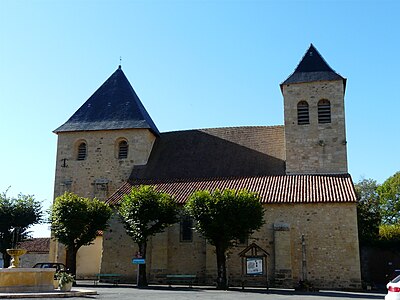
[118,140,128,159]
[318,99,331,124]
[77,142,87,161]
[297,101,309,125]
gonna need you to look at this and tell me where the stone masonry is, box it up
[101,202,361,289]
[49,128,156,263]
[282,80,348,174]
[53,128,156,201]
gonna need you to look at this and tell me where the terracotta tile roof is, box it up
[19,238,50,253]
[107,174,357,205]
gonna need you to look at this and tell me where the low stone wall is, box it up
[0,268,55,292]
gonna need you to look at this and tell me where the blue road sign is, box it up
[132,258,146,264]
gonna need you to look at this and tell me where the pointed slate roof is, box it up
[281,44,346,87]
[54,66,160,135]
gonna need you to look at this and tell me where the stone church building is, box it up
[50,44,362,289]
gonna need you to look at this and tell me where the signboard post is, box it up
[238,243,269,290]
[132,253,146,285]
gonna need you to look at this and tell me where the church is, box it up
[50,44,362,289]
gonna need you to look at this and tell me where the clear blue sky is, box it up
[1,0,399,237]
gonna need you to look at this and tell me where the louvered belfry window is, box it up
[77,142,87,161]
[118,140,128,159]
[318,99,331,124]
[297,101,310,125]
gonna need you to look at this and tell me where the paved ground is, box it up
[0,283,386,300]
[82,286,386,300]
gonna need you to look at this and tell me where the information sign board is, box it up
[246,257,263,275]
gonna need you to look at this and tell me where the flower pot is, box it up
[59,282,72,292]
[53,279,59,289]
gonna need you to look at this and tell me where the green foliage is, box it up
[379,224,400,243]
[355,172,400,246]
[118,185,178,287]
[56,271,75,287]
[0,190,42,267]
[118,186,179,245]
[186,189,264,249]
[50,192,112,250]
[50,192,112,275]
[378,171,400,225]
[185,188,264,289]
[355,179,381,243]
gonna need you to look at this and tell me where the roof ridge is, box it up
[129,173,351,184]
[161,125,284,134]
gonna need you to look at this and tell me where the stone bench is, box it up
[166,274,196,287]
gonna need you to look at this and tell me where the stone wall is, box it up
[282,80,348,174]
[100,202,361,289]
[50,128,156,267]
[20,253,49,268]
[76,236,103,279]
[100,214,140,282]
[53,128,156,201]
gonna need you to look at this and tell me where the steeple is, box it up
[281,44,348,174]
[281,44,346,89]
[54,67,159,135]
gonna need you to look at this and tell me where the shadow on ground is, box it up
[76,281,385,299]
[229,288,385,299]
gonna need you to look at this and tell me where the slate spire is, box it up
[54,67,159,135]
[281,44,346,87]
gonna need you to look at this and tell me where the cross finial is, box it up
[119,56,122,69]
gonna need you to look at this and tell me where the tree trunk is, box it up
[215,245,227,290]
[2,251,11,268]
[66,247,78,285]
[137,242,148,287]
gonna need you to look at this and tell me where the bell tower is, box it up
[51,65,160,264]
[281,44,348,174]
[53,66,159,202]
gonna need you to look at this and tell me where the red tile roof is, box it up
[107,174,357,205]
[19,238,50,253]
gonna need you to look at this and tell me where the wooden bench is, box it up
[166,274,196,287]
[94,273,122,285]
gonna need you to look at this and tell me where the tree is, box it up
[0,191,42,267]
[355,178,381,243]
[378,171,400,225]
[379,224,400,243]
[185,189,264,290]
[118,185,179,287]
[50,192,112,277]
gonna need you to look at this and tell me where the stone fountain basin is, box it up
[0,268,56,293]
